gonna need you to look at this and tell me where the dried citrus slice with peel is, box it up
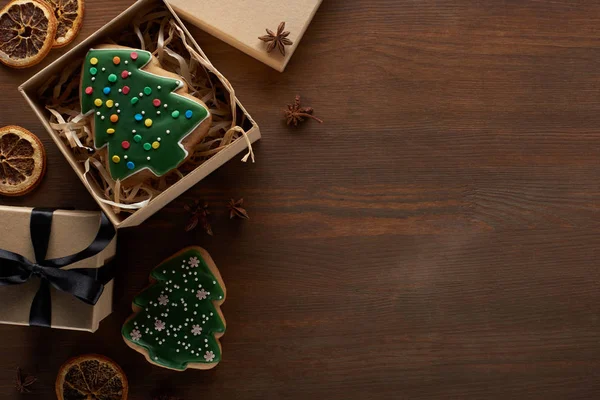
[56,354,129,400]
[0,126,46,197]
[0,0,57,68]
[42,0,84,48]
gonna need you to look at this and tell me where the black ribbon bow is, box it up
[0,208,116,327]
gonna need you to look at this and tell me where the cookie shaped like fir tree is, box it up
[81,47,209,181]
[122,247,226,371]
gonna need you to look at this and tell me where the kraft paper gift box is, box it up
[168,0,323,72]
[0,206,116,332]
[19,0,261,229]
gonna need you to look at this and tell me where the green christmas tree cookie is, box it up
[122,247,226,371]
[81,46,210,182]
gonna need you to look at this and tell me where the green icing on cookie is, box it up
[122,248,225,371]
[81,48,209,181]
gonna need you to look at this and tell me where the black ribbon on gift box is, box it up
[0,208,116,328]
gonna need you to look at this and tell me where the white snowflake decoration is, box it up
[155,319,166,331]
[196,289,208,300]
[189,256,200,268]
[191,325,203,335]
[130,329,142,341]
[158,294,169,306]
[204,350,215,362]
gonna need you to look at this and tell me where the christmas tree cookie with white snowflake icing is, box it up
[80,44,212,185]
[122,247,226,371]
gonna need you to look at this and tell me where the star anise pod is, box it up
[184,200,213,236]
[258,22,294,56]
[284,95,324,126]
[16,367,36,393]
[228,198,250,220]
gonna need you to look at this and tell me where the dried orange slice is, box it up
[0,0,57,68]
[0,126,46,197]
[43,0,84,48]
[55,354,128,400]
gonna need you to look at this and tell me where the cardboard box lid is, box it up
[0,206,117,332]
[166,0,322,72]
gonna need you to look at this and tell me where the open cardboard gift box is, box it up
[18,0,261,229]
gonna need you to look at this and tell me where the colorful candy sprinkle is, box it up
[112,155,121,163]
[108,74,117,83]
[127,161,135,170]
[153,99,161,107]
[90,67,98,75]
[131,97,139,105]
[185,110,193,119]
[85,87,93,95]
[152,141,160,149]
[90,57,98,65]
[134,134,142,142]
[121,71,129,79]
[171,110,180,118]
[130,52,138,60]
[113,56,121,65]
[106,128,115,134]
[143,143,152,151]
[145,119,153,127]
[94,98,103,107]
[134,113,143,121]
[122,141,130,150]
[122,86,131,95]
[103,87,111,95]
[106,100,114,108]
[110,114,119,123]
[143,87,152,95]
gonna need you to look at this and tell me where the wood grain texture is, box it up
[0,0,599,398]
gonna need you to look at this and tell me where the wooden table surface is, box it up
[1,0,599,398]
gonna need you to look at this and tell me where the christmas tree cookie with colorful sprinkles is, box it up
[80,44,211,185]
[122,247,226,371]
